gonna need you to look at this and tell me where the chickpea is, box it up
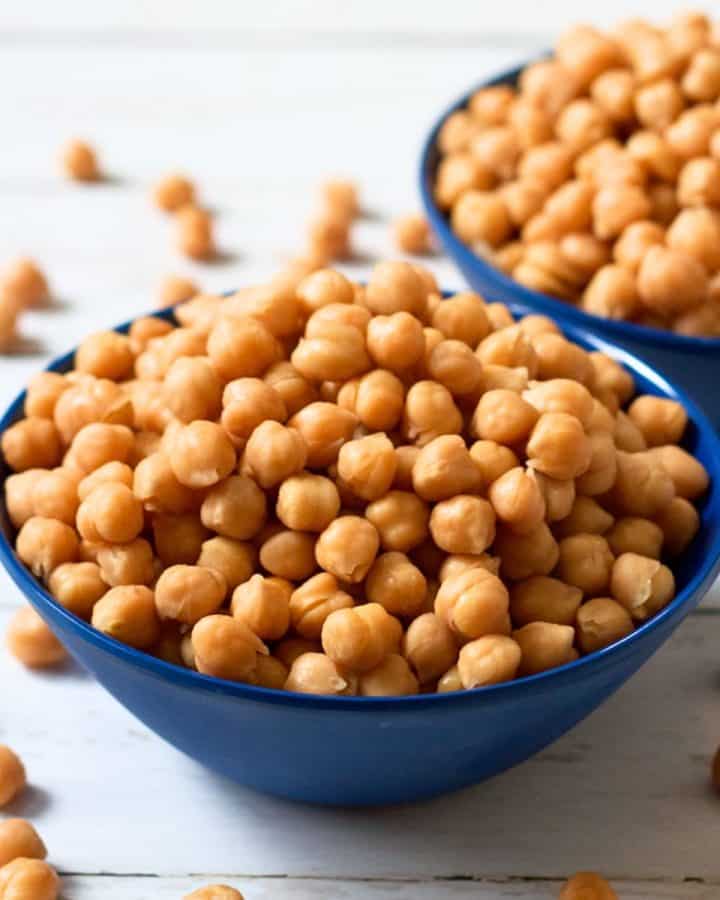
[513,621,576,675]
[0,857,60,899]
[655,496,700,557]
[430,494,496,556]
[5,471,43,529]
[439,554,499,585]
[364,313,424,374]
[666,208,720,273]
[582,265,640,320]
[365,261,426,317]
[591,69,636,121]
[68,423,134,475]
[184,885,244,900]
[196,536,255,589]
[362,551,426,618]
[228,283,302,341]
[402,381,462,446]
[191,614,267,682]
[425,340,483,400]
[521,381,592,430]
[483,303,514,331]
[574,597,634,655]
[127,317,175,358]
[467,440,518,489]
[0,746,26,810]
[435,568,510,641]
[157,275,198,308]
[500,181,546,229]
[23,372,68,421]
[256,529,314,581]
[292,321,370,382]
[154,565,226,625]
[5,605,66,668]
[470,125,520,180]
[647,182,679,227]
[168,421,236,490]
[285,652,353,695]
[176,204,215,261]
[340,369,403,433]
[16,516,79,580]
[388,445,418,491]
[606,517,664,559]
[651,445,709,501]
[322,603,402,673]
[611,552,675,621]
[242,421,307,490]
[231,574,291,641]
[437,665,463,693]
[306,302,370,338]
[613,411,646,453]
[74,331,134,381]
[410,435,480,502]
[317,178,358,221]
[306,212,351,262]
[677,156,720,206]
[365,490,429,553]
[526,413,592,481]
[76,482,143,544]
[401,612,458,683]
[0,819,46,868]
[287,402,357,468]
[434,153,494,209]
[627,395,687,448]
[289,573,354,639]
[558,534,615,595]
[591,182,651,241]
[471,389,538,446]
[488,466,546,534]
[62,138,100,180]
[315,516,380,583]
[162,357,222,424]
[510,576,583,627]
[48,561,106,617]
[247,654,288,691]
[556,99,612,153]
[608,450,675,517]
[152,512,209,566]
[476,325,537,373]
[276,473,340,533]
[2,417,62,473]
[555,496,615,539]
[263,361,318,417]
[393,213,432,255]
[431,292,491,346]
[220,379,287,447]
[132,452,195,515]
[91,585,160,649]
[153,173,195,212]
[559,871,618,900]
[355,653,417,696]
[28,469,78,525]
[451,190,511,247]
[336,433,396,502]
[93,537,155,590]
[200,475,267,540]
[207,314,279,381]
[455,635,521,688]
[495,522,559,581]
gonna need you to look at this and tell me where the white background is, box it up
[1,2,719,898]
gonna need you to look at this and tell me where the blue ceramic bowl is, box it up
[1,306,720,807]
[419,63,720,427]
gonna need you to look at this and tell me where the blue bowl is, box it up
[1,306,720,807]
[419,63,720,427]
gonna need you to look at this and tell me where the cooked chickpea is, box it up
[48,561,106,617]
[614,411,648,452]
[287,572,353,640]
[611,552,675,620]
[356,653,417,696]
[335,433,395,502]
[0,819,46,868]
[576,597,634,655]
[558,534,614,595]
[591,69,636,121]
[176,205,215,261]
[75,331,134,381]
[276,473,340,533]
[439,554,499,584]
[364,490,429,553]
[0,857,60,900]
[476,325,537,373]
[285,652,353,695]
[2,417,62,472]
[23,372,68,420]
[1,258,49,310]
[287,402,357,467]
[431,292,491,345]
[155,565,226,625]
[655,496,700,556]
[435,568,510,641]
[510,576,582,627]
[69,422,134,474]
[638,245,708,317]
[153,173,195,212]
[292,319,370,382]
[488,466,546,534]
[5,605,66,668]
[16,516,79,580]
[220,378,287,447]
[168,421,236,489]
[163,357,222,424]
[527,413,592,480]
[402,380,462,446]
[157,274,198,308]
[559,871,618,900]
[191,614,267,682]
[393,213,432,254]
[243,421,307,490]
[365,312,424,373]
[364,261,426,317]
[411,435,480,502]
[77,482,143,544]
[522,379,593,427]
[513,622,576,675]
[426,340,484,399]
[495,522,559,581]
[231,575,291,641]
[401,612,458,683]
[627,396,687,447]
[62,138,100,181]
[430,495,496,556]
[263,361,318,417]
[451,190,511,247]
[471,389,538,445]
[582,264,640,320]
[152,512,209,566]
[0,746,26,809]
[457,635,521,688]
[322,603,402,673]
[468,440,518,488]
[608,450,675,517]
[201,475,267,540]
[365,552,427,618]
[315,516,380,583]
[606,517,664,560]
[91,585,160,649]
[184,885,245,900]
[133,452,196,515]
[30,469,79,525]
[555,496,615,539]
[196,536,255,589]
[256,529,314,581]
[207,315,279,382]
[437,665,463,693]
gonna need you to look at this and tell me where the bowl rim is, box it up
[1,304,720,711]
[419,60,720,351]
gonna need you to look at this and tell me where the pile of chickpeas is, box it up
[434,11,720,336]
[0,260,709,698]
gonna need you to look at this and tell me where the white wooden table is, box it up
[1,3,719,897]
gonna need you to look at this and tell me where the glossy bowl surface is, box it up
[1,306,720,806]
[419,63,720,426]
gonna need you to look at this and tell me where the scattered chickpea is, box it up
[62,138,100,181]
[0,857,60,900]
[184,886,245,900]
[0,746,26,807]
[558,871,618,900]
[393,213,432,254]
[1,258,49,308]
[153,174,195,212]
[0,819,46,868]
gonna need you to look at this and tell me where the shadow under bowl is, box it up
[1,305,720,806]
[419,63,720,428]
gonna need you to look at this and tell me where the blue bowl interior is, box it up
[419,63,720,356]
[1,303,720,715]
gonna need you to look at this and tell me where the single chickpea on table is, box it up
[434,11,720,336]
[0,260,710,698]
